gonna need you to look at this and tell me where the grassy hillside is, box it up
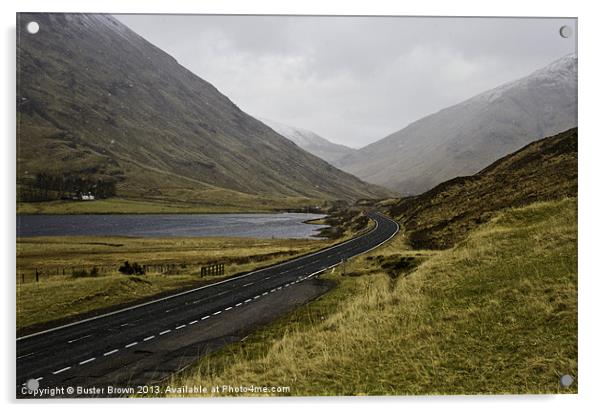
[17,13,390,209]
[390,128,577,249]
[170,198,577,395]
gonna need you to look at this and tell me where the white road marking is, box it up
[262,292,268,296]
[120,323,129,327]
[235,302,242,307]
[175,325,186,330]
[201,315,210,320]
[242,282,255,287]
[103,349,119,356]
[159,329,171,335]
[17,352,36,360]
[212,311,222,315]
[189,320,198,325]
[244,299,252,303]
[253,295,260,300]
[36,377,43,381]
[125,342,138,348]
[143,335,155,341]
[68,334,92,344]
[270,289,276,293]
[79,357,96,365]
[225,306,232,311]
[52,366,71,375]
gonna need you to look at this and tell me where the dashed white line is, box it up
[52,366,71,375]
[143,335,155,341]
[175,325,186,330]
[17,352,36,360]
[125,342,138,348]
[159,329,171,335]
[201,315,210,320]
[36,377,43,381]
[244,299,252,303]
[189,320,198,325]
[212,311,222,315]
[253,295,260,300]
[262,292,269,296]
[68,334,92,344]
[270,289,276,293]
[103,349,119,356]
[79,357,96,365]
[235,302,242,307]
[242,282,255,287]
[225,306,233,311]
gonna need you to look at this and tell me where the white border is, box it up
[3,1,601,411]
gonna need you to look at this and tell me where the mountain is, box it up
[259,118,356,164]
[389,128,577,249]
[16,13,389,208]
[337,54,577,195]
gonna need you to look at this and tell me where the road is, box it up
[17,212,399,397]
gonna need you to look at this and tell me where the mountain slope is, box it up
[389,128,577,249]
[259,118,356,164]
[337,54,577,195]
[17,13,389,206]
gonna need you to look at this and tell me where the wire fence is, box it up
[16,261,227,284]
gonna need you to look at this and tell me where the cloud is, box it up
[115,15,576,148]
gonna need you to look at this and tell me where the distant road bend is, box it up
[17,212,399,397]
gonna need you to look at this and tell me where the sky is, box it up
[115,15,576,148]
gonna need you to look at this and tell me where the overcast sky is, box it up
[115,15,576,148]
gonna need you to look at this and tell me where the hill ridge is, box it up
[17,13,389,208]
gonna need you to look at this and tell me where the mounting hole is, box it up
[26,378,39,391]
[26,21,40,34]
[560,374,574,387]
[559,25,572,39]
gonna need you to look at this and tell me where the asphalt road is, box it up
[17,212,399,397]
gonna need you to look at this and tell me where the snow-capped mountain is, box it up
[336,54,577,195]
[260,118,356,164]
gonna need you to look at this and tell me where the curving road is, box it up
[17,212,399,397]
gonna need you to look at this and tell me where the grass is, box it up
[169,197,577,396]
[16,236,330,331]
[16,196,324,215]
[391,128,577,249]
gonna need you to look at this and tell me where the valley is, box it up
[15,11,578,398]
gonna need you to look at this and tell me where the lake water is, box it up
[16,213,328,239]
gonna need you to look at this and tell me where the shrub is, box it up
[118,261,145,275]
